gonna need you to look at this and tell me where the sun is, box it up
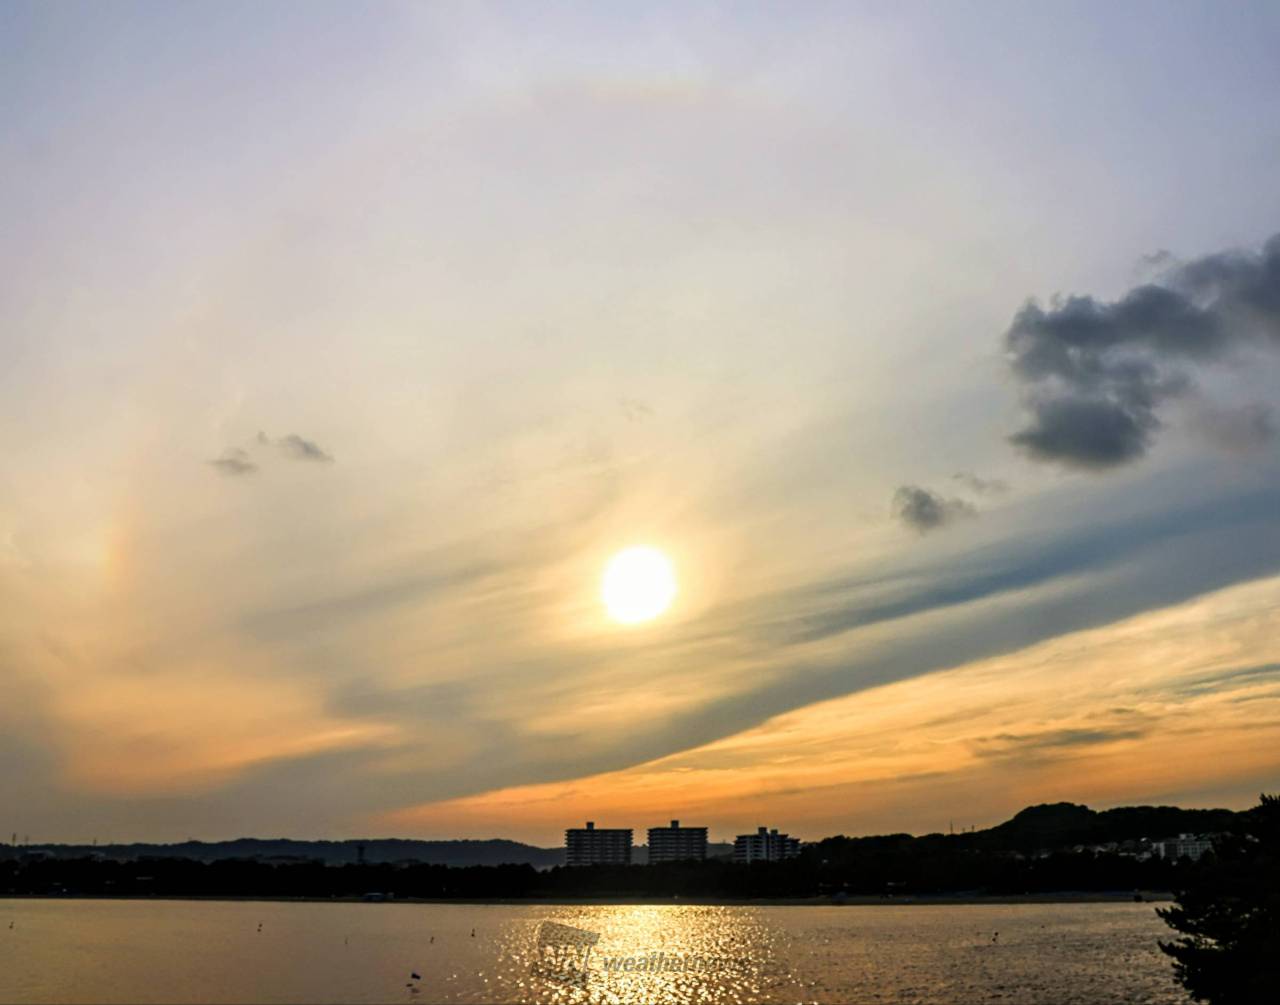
[601,546,677,624]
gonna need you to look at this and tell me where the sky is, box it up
[2,1,1280,846]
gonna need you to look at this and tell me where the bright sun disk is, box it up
[601,547,677,624]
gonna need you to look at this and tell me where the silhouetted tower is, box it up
[565,822,633,866]
[647,820,709,863]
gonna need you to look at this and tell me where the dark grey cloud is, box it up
[953,471,1009,496]
[258,431,334,463]
[209,448,258,477]
[1011,394,1161,468]
[892,485,975,533]
[1005,231,1280,468]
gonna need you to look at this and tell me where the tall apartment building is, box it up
[733,826,800,864]
[564,821,633,866]
[647,820,708,863]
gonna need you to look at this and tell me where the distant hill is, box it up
[977,802,1240,852]
[807,800,1246,864]
[19,838,564,869]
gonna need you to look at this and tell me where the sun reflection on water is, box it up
[499,905,792,1004]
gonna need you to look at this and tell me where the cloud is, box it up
[1011,394,1161,468]
[891,485,975,533]
[976,726,1148,759]
[775,474,1280,649]
[211,433,334,475]
[1004,231,1280,468]
[1191,403,1275,453]
[380,573,1280,842]
[953,471,1009,496]
[209,448,258,477]
[258,432,334,463]
[1172,661,1280,699]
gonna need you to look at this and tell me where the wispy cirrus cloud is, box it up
[376,573,1280,842]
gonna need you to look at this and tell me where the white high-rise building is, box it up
[733,826,800,863]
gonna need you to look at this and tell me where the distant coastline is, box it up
[3,802,1230,905]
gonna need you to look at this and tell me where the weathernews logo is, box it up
[531,921,751,986]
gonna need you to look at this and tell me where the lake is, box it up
[0,899,1188,1003]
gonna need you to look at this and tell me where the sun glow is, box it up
[601,547,677,624]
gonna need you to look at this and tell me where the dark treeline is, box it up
[1,802,1241,900]
[1,846,1190,901]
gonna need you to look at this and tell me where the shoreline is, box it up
[0,891,1172,907]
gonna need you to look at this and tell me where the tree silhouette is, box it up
[1158,794,1280,1003]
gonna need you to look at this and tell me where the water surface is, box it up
[0,899,1188,1003]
